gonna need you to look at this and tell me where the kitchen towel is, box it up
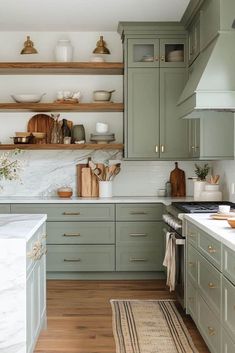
[163,231,176,292]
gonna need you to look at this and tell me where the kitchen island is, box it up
[0,214,47,353]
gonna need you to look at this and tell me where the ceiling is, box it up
[0,0,190,31]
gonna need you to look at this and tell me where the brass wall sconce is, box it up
[93,36,110,55]
[20,36,38,54]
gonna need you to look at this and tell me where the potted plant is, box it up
[193,163,210,200]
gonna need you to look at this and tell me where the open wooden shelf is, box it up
[0,62,124,75]
[0,102,124,112]
[0,143,124,150]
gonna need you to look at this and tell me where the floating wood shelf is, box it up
[0,62,124,75]
[0,102,124,112]
[0,143,124,150]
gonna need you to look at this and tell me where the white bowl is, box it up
[11,93,46,103]
[204,184,219,191]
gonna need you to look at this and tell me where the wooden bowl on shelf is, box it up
[227,218,235,228]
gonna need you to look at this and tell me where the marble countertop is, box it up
[184,213,235,251]
[0,214,47,241]
[0,196,194,205]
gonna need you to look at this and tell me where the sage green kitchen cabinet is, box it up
[200,0,220,51]
[127,38,186,68]
[188,113,234,160]
[222,328,235,353]
[188,14,200,65]
[126,67,188,159]
[0,204,11,213]
[222,277,235,340]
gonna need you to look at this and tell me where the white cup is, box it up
[96,122,109,134]
[99,181,112,197]
[218,205,230,214]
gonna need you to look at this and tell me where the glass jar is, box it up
[55,39,73,62]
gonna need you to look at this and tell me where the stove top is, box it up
[171,201,235,213]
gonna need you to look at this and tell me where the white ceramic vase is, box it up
[193,180,206,201]
[55,39,73,62]
[99,181,112,197]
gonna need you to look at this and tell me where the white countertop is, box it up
[0,196,193,205]
[0,214,47,241]
[184,213,235,251]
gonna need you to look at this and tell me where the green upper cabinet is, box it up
[160,68,189,159]
[188,119,200,159]
[188,14,200,65]
[200,0,220,51]
[127,38,186,68]
[127,68,160,158]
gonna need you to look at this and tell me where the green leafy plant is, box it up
[0,149,23,182]
[194,163,210,181]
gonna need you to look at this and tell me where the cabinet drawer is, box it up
[187,243,198,285]
[116,204,163,221]
[187,222,198,248]
[187,278,197,323]
[197,293,221,353]
[11,204,115,221]
[0,204,10,213]
[116,243,164,271]
[222,328,235,353]
[198,231,222,270]
[222,245,235,286]
[116,222,163,244]
[47,222,115,244]
[222,277,235,339]
[47,245,115,272]
[198,252,222,317]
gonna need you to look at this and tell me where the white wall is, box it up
[0,31,198,197]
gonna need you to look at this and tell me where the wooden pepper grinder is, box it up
[170,162,186,197]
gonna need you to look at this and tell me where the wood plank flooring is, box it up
[35,280,210,353]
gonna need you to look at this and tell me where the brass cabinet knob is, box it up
[208,245,216,253]
[160,55,165,61]
[207,326,216,336]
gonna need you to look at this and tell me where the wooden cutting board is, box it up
[170,162,186,197]
[27,114,54,143]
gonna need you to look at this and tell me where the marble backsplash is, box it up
[0,150,198,197]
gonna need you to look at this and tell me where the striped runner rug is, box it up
[111,300,198,353]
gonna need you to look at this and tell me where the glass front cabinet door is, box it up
[159,39,186,67]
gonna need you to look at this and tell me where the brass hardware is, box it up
[191,146,195,149]
[93,36,110,54]
[62,212,80,216]
[207,327,216,336]
[130,258,148,262]
[155,56,159,61]
[63,233,81,237]
[21,36,38,55]
[208,245,216,253]
[189,233,195,237]
[129,233,147,237]
[208,282,216,289]
[188,261,195,267]
[64,258,81,262]
[130,212,147,215]
[155,145,159,153]
[161,145,165,153]
[160,55,165,61]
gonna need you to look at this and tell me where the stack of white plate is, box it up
[167,50,184,62]
[90,133,115,144]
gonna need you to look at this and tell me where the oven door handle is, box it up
[163,228,185,246]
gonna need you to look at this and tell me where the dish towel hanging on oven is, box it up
[163,231,176,292]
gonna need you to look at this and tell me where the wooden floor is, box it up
[35,280,210,353]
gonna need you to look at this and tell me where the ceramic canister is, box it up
[55,39,73,62]
[72,125,85,142]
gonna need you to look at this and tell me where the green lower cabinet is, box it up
[47,222,115,244]
[222,245,235,286]
[47,245,115,272]
[116,222,163,243]
[221,328,235,353]
[222,277,235,340]
[116,243,164,271]
[197,293,221,353]
[116,203,163,221]
[186,278,197,322]
[187,243,198,285]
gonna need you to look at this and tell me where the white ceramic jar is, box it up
[55,39,73,62]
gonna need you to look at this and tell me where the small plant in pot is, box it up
[194,163,210,181]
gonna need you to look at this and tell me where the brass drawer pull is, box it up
[130,258,148,262]
[188,261,195,266]
[207,327,216,336]
[129,212,147,215]
[62,212,81,216]
[63,233,81,237]
[161,145,165,153]
[208,282,216,289]
[64,258,81,262]
[208,245,216,253]
[129,233,147,237]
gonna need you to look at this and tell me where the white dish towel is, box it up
[163,231,176,292]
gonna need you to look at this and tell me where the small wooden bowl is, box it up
[57,188,73,198]
[227,218,235,228]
